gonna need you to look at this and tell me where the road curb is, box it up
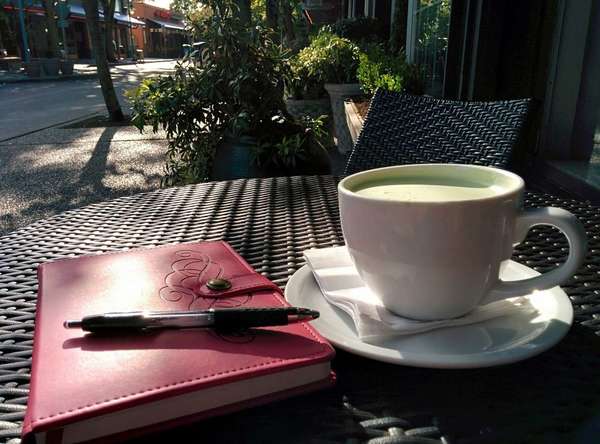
[0,112,101,144]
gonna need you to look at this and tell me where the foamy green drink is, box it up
[353,177,505,202]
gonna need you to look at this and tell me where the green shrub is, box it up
[251,115,329,171]
[128,68,228,184]
[357,44,426,96]
[285,56,325,100]
[128,0,291,185]
[357,44,405,95]
[285,31,361,99]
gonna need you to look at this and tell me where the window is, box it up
[406,0,451,96]
[537,0,600,200]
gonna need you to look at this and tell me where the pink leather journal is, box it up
[22,241,335,444]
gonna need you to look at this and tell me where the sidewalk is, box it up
[0,120,169,235]
[0,58,176,84]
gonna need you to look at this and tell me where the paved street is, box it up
[0,60,177,141]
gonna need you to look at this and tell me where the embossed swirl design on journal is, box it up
[158,250,253,310]
[158,250,254,343]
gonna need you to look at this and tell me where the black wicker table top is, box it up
[2,175,600,444]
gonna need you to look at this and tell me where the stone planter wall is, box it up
[324,83,363,155]
[344,99,365,145]
[211,136,331,181]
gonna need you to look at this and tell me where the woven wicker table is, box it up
[2,175,600,444]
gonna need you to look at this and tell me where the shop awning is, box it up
[147,18,186,31]
[114,12,145,26]
[69,4,86,17]
[68,6,143,25]
[69,4,105,20]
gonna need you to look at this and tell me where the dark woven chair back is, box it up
[344,90,532,176]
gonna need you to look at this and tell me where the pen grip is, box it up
[79,313,149,332]
[213,307,291,330]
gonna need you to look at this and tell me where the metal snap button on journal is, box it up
[206,278,232,291]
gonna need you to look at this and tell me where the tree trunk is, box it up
[280,0,295,44]
[83,0,125,122]
[390,0,408,54]
[266,0,279,31]
[43,0,61,58]
[235,0,251,25]
[100,0,117,62]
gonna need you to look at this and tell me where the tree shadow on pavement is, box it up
[0,126,165,236]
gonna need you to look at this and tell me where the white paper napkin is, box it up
[303,246,535,343]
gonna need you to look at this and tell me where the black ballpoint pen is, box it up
[63,307,319,333]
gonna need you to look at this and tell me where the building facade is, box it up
[0,0,146,60]
[0,1,49,59]
[132,1,187,59]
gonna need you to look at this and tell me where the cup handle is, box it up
[482,207,587,304]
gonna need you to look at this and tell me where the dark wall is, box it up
[443,0,559,173]
[354,0,365,17]
[375,0,391,33]
[487,0,557,101]
[445,0,558,102]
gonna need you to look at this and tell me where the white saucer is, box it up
[285,261,573,368]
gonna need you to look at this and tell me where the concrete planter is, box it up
[41,58,60,77]
[344,99,366,145]
[211,136,263,181]
[211,135,331,181]
[59,60,74,75]
[324,83,363,154]
[24,60,42,78]
[284,98,331,120]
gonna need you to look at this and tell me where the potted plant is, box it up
[128,0,331,185]
[249,115,330,177]
[283,57,330,120]
[357,45,426,97]
[296,31,362,154]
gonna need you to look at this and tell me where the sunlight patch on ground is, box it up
[0,127,168,235]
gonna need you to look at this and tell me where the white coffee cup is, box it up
[338,164,587,321]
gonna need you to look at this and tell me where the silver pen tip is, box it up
[64,320,82,329]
